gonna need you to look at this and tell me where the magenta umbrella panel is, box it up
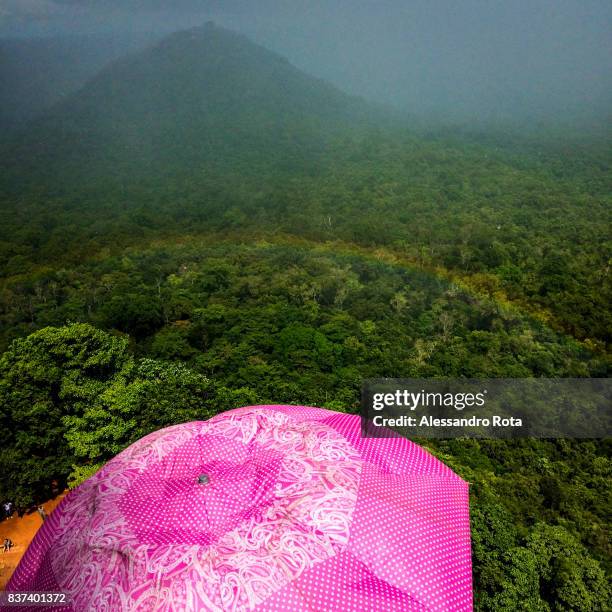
[5,406,472,611]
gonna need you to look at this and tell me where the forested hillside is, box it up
[0,22,609,611]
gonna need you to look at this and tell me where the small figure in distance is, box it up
[3,538,13,553]
[37,506,47,522]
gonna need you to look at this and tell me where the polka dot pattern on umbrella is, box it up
[4,406,472,611]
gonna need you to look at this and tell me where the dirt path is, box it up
[0,493,67,590]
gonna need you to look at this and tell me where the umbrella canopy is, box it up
[5,406,472,611]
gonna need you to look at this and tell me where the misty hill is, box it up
[2,23,371,187]
[0,33,158,135]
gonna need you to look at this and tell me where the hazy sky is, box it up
[1,0,611,124]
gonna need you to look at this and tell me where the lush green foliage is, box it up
[433,439,611,610]
[10,240,604,383]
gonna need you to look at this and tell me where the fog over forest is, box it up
[1,0,611,128]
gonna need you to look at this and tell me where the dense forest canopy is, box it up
[0,22,610,611]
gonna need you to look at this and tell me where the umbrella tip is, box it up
[197,473,210,485]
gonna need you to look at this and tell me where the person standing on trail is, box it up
[37,506,47,522]
[3,538,12,552]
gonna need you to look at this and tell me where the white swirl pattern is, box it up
[45,409,362,611]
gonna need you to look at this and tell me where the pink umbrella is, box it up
[4,406,472,611]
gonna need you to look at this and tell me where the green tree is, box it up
[0,323,131,508]
[526,524,610,611]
